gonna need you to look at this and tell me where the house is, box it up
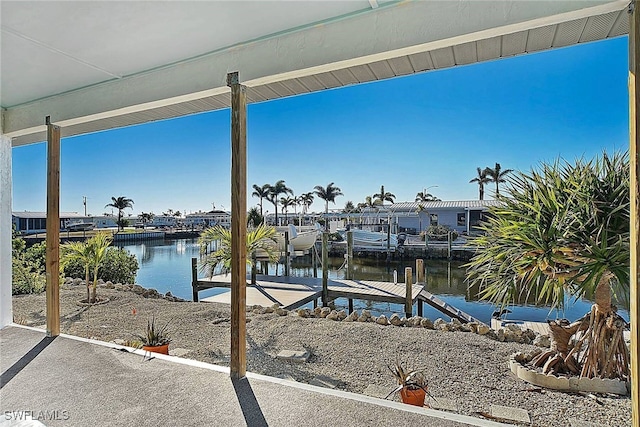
[12,211,88,235]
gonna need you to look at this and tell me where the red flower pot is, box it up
[400,387,426,407]
[142,343,169,355]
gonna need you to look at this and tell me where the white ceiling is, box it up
[1,0,630,146]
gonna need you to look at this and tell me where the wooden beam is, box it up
[322,232,329,306]
[45,117,60,337]
[404,267,412,318]
[416,258,424,283]
[191,257,198,302]
[629,2,640,424]
[228,72,247,379]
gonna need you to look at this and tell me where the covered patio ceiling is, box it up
[1,0,630,146]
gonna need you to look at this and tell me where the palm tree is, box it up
[280,196,296,224]
[343,200,356,213]
[415,191,440,202]
[252,183,271,217]
[467,152,629,380]
[247,207,262,228]
[469,167,491,200]
[314,182,343,214]
[198,224,279,275]
[139,212,154,229]
[373,185,395,204]
[268,180,293,226]
[299,192,314,214]
[485,162,513,197]
[357,195,382,210]
[61,231,113,303]
[105,196,134,231]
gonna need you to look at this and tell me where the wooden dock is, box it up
[195,273,484,324]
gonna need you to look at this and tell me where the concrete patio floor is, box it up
[0,325,509,427]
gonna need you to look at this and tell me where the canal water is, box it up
[117,238,629,325]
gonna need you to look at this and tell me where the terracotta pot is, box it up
[400,387,426,407]
[142,343,169,355]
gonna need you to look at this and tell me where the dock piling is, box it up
[405,267,412,318]
[191,257,199,302]
[322,232,328,306]
[416,258,424,283]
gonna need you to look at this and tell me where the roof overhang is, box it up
[1,0,630,146]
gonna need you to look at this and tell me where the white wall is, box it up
[0,134,13,328]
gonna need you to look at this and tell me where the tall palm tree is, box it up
[105,196,134,231]
[415,191,440,202]
[373,185,395,204]
[467,152,629,380]
[280,196,296,224]
[268,180,293,226]
[469,167,491,200]
[314,182,343,214]
[247,207,262,228]
[252,183,271,217]
[61,231,113,303]
[343,200,356,213]
[299,192,314,214]
[485,162,513,196]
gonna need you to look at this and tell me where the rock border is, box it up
[508,353,629,395]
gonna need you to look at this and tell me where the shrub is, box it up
[63,247,138,284]
[12,234,46,295]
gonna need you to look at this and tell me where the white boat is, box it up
[65,220,95,232]
[339,228,398,250]
[255,224,320,258]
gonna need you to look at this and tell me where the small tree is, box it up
[198,224,279,276]
[467,152,629,380]
[61,232,113,303]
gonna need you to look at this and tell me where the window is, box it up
[429,213,438,226]
[457,213,466,226]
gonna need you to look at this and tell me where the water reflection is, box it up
[117,239,630,324]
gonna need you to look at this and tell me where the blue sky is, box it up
[12,36,629,217]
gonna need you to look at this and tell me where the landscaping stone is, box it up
[319,307,332,318]
[420,318,434,329]
[534,335,551,348]
[326,310,339,321]
[477,324,491,335]
[389,313,403,326]
[490,405,530,424]
[309,375,340,389]
[276,350,310,363]
[375,315,389,326]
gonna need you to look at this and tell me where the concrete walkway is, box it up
[0,326,509,427]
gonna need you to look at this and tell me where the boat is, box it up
[339,227,398,251]
[255,224,321,258]
[65,220,95,232]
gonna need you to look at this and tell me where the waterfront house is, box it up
[12,211,88,235]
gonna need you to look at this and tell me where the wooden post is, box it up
[191,257,199,302]
[404,267,412,318]
[322,232,329,306]
[417,301,423,316]
[228,72,247,380]
[629,3,640,424]
[416,258,424,283]
[284,231,290,276]
[386,224,391,261]
[346,230,353,280]
[251,252,257,286]
[348,299,354,314]
[447,231,452,260]
[45,117,60,337]
[312,242,318,278]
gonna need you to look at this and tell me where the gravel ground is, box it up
[12,284,632,427]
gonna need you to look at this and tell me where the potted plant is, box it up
[385,360,430,407]
[137,316,171,355]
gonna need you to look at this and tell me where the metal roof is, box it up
[1,1,629,146]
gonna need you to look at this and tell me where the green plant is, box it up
[11,230,46,295]
[384,359,429,399]
[62,246,138,285]
[466,151,630,380]
[60,232,113,303]
[198,224,279,275]
[137,317,171,346]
